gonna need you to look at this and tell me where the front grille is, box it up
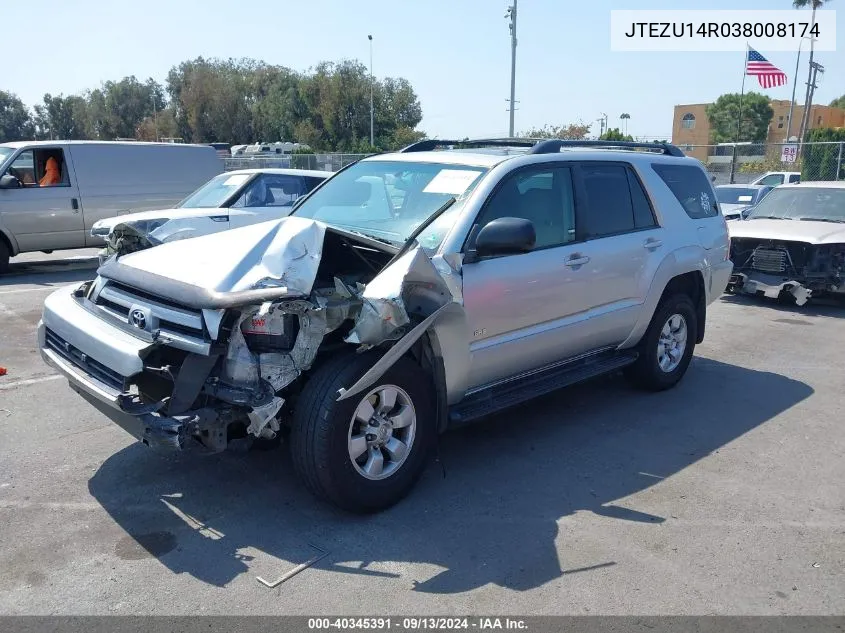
[91,281,207,350]
[45,328,126,390]
[752,247,787,273]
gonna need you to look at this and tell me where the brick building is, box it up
[671,99,845,161]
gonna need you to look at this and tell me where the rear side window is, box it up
[577,163,656,239]
[788,174,801,183]
[305,176,326,192]
[652,163,718,219]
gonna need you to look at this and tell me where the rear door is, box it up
[564,161,667,346]
[0,146,85,251]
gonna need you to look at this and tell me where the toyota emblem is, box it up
[130,309,147,330]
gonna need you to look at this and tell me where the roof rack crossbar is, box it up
[529,139,685,157]
[400,138,541,152]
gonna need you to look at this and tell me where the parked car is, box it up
[0,141,223,272]
[715,184,773,220]
[38,138,732,512]
[750,171,800,186]
[727,181,845,306]
[91,168,331,262]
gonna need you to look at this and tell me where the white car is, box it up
[727,181,845,305]
[750,171,800,186]
[91,168,331,261]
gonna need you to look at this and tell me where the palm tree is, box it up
[794,0,830,139]
[619,113,631,136]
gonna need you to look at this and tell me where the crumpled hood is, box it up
[91,207,223,235]
[728,218,845,245]
[117,217,329,295]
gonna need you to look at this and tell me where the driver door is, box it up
[461,164,599,389]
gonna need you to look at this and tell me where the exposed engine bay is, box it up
[727,237,845,305]
[76,217,457,452]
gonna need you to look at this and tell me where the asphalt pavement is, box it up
[0,251,843,615]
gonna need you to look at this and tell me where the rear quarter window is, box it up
[652,163,718,219]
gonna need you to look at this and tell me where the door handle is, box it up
[565,254,590,267]
[644,238,662,249]
[71,198,79,212]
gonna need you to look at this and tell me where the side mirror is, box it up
[741,207,753,220]
[0,174,20,189]
[474,217,536,258]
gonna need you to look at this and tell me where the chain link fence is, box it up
[677,141,845,186]
[224,153,369,173]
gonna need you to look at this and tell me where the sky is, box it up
[3,0,843,142]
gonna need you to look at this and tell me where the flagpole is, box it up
[731,43,749,184]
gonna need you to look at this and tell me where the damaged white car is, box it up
[38,138,732,512]
[90,168,330,262]
[727,182,845,306]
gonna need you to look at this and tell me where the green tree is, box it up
[706,92,773,143]
[0,90,34,141]
[519,122,591,139]
[600,128,634,141]
[802,127,845,181]
[830,95,845,109]
[33,94,90,139]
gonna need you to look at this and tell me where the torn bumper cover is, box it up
[727,272,813,306]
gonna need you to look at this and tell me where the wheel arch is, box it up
[0,227,18,258]
[620,250,709,349]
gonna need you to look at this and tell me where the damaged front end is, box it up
[43,217,458,453]
[727,238,845,306]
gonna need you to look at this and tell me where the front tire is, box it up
[625,294,697,392]
[0,240,9,274]
[290,352,435,512]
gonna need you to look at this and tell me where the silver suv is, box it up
[37,138,733,512]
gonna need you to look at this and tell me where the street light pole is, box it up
[506,0,517,137]
[368,34,374,147]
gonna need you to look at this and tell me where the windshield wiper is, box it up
[747,215,793,220]
[797,217,845,224]
[344,229,401,246]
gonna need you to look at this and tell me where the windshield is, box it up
[745,187,845,223]
[716,187,758,205]
[177,172,254,208]
[0,147,16,166]
[290,160,488,247]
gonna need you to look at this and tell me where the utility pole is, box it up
[801,61,824,142]
[506,0,517,137]
[152,93,159,142]
[368,35,374,147]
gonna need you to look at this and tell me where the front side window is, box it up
[758,174,785,186]
[179,172,253,208]
[292,160,488,247]
[3,148,67,187]
[652,163,718,219]
[473,165,576,250]
[233,174,309,208]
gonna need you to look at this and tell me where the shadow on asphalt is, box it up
[719,292,845,318]
[88,358,812,593]
[0,256,98,288]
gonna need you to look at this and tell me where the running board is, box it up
[448,350,639,427]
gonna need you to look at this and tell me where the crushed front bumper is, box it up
[727,271,812,306]
[37,285,223,452]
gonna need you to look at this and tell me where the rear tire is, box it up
[625,294,697,392]
[0,240,9,274]
[290,352,435,513]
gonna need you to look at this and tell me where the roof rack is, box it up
[400,137,686,158]
[399,138,541,152]
[529,139,685,157]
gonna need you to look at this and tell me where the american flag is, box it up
[746,47,787,89]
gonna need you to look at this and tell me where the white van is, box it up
[0,141,223,272]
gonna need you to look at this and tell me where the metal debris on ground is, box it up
[256,544,329,588]
[0,409,10,417]
[0,367,6,376]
